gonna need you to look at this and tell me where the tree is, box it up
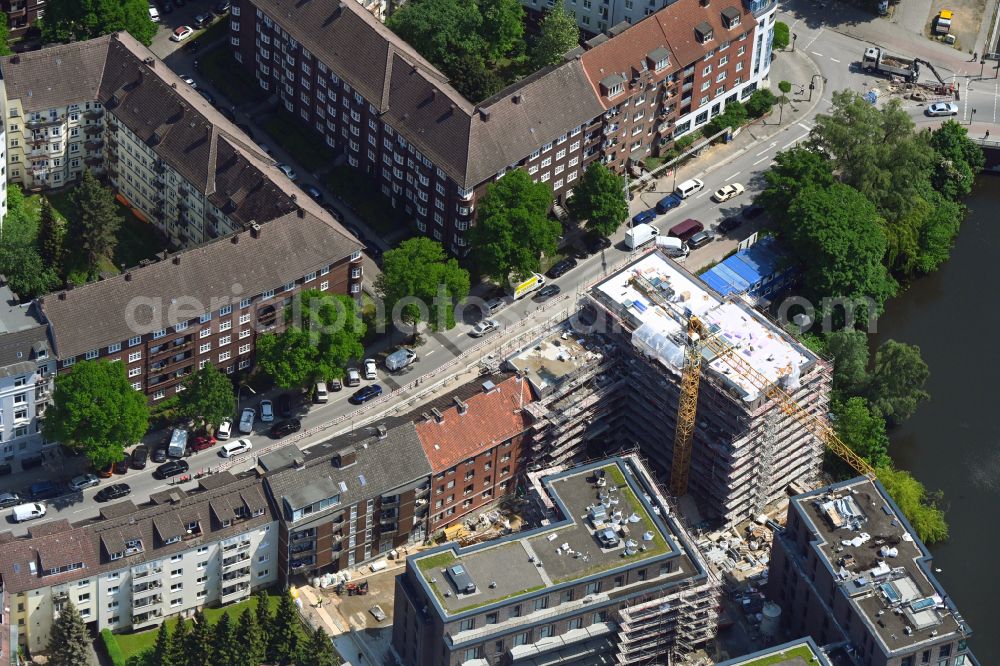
[187,610,214,665]
[773,21,790,49]
[784,183,897,320]
[47,600,90,666]
[44,360,150,468]
[67,169,122,274]
[928,120,985,200]
[377,237,470,334]
[169,618,191,666]
[446,51,505,102]
[386,0,486,74]
[832,397,891,469]
[37,198,66,274]
[471,169,560,282]
[299,627,341,666]
[757,146,835,222]
[0,13,12,57]
[212,612,239,666]
[0,243,61,300]
[41,0,156,45]
[531,6,579,69]
[237,608,267,666]
[479,0,524,62]
[567,163,629,237]
[150,622,174,666]
[268,590,300,665]
[256,328,319,389]
[178,365,233,431]
[867,340,930,426]
[255,590,273,648]
[777,81,791,122]
[825,329,870,398]
[877,466,948,543]
[745,87,776,118]
[704,100,748,137]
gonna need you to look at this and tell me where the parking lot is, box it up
[148,0,230,60]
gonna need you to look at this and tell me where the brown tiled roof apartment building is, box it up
[232,0,775,254]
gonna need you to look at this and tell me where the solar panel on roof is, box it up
[338,481,347,492]
[359,474,367,486]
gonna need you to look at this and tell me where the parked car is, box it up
[584,234,612,255]
[151,446,168,463]
[193,12,211,27]
[0,492,21,508]
[95,463,114,478]
[214,0,231,12]
[179,74,196,88]
[655,193,683,214]
[569,245,588,260]
[277,393,293,418]
[363,358,378,380]
[239,407,256,433]
[546,257,578,279]
[471,318,499,337]
[301,183,323,202]
[346,368,361,387]
[330,378,343,392]
[153,460,190,480]
[69,474,100,492]
[711,182,745,203]
[269,419,302,439]
[190,434,217,452]
[533,285,562,302]
[370,605,387,622]
[131,445,149,470]
[349,384,383,405]
[20,455,42,470]
[95,484,131,502]
[925,102,959,117]
[633,209,657,225]
[148,6,160,22]
[197,89,216,106]
[717,216,744,233]
[277,164,298,181]
[220,439,253,458]
[484,297,506,315]
[687,230,714,249]
[742,205,766,220]
[11,503,46,523]
[170,25,194,42]
[0,462,11,476]
[30,481,63,500]
[217,418,233,440]
[114,453,131,474]
[260,399,275,422]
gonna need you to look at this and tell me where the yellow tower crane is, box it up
[628,274,876,498]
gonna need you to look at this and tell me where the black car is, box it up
[236,123,254,140]
[21,454,43,470]
[742,205,766,220]
[153,460,190,480]
[151,446,168,464]
[277,393,293,418]
[546,257,578,279]
[214,0,231,12]
[197,89,216,106]
[301,184,324,203]
[569,245,588,260]
[330,378,343,392]
[341,223,363,238]
[584,235,612,255]
[114,452,131,475]
[95,484,132,502]
[193,13,210,27]
[533,284,562,302]
[322,204,343,222]
[717,216,743,233]
[131,445,149,470]
[269,418,302,439]
[30,481,62,500]
[348,384,383,405]
[218,107,236,123]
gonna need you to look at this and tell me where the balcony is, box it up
[222,552,251,570]
[85,138,104,150]
[603,124,619,135]
[290,541,315,554]
[84,123,102,135]
[132,594,162,609]
[221,583,251,601]
[149,352,194,375]
[132,609,163,628]
[132,566,162,580]
[222,567,251,583]
[84,156,103,168]
[150,339,193,360]
[222,537,252,553]
[27,115,64,128]
[132,579,162,594]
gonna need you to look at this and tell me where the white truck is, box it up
[385,347,417,372]
[862,47,919,82]
[625,223,658,250]
[655,235,689,258]
[167,428,188,459]
[507,272,546,299]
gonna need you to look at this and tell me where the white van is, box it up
[148,6,160,22]
[625,223,658,250]
[220,439,253,458]
[11,502,46,523]
[314,381,329,403]
[674,178,705,199]
[655,235,689,258]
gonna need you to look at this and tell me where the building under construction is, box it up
[584,249,833,527]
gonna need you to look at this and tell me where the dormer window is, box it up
[695,21,714,43]
[647,47,671,73]
[600,73,627,99]
[721,6,741,29]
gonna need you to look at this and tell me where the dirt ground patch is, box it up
[324,567,402,630]
[926,0,985,54]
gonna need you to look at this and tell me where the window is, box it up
[108,343,122,354]
[534,596,549,611]
[539,625,553,638]
[85,349,99,360]
[200,328,212,339]
[128,351,142,363]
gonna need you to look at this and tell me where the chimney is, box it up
[478,108,491,121]
[292,455,305,468]
[421,411,431,422]
[172,255,181,265]
[58,291,67,301]
[297,207,306,218]
[124,272,132,282]
[481,380,497,393]
[376,424,388,439]
[334,446,357,468]
[431,407,444,423]
[512,94,523,104]
[429,89,437,101]
[144,56,155,67]
[454,397,468,415]
[700,0,709,6]
[231,234,240,244]
[250,222,262,238]
[10,55,19,64]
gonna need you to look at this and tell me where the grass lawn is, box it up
[113,589,301,660]
[735,645,821,665]
[198,45,268,107]
[324,166,403,236]
[259,112,333,173]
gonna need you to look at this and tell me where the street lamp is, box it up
[792,33,797,52]
[808,74,826,102]
[235,383,256,416]
[970,107,977,125]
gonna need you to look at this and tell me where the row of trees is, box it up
[41,0,157,46]
[386,0,579,101]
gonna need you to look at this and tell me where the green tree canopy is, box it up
[704,100,748,137]
[825,329,870,398]
[48,600,90,666]
[387,0,485,70]
[832,397,891,469]
[445,52,505,103]
[567,163,629,237]
[44,360,150,468]
[867,340,930,426]
[877,466,948,543]
[479,0,524,61]
[0,13,12,57]
[178,365,234,432]
[745,87,776,118]
[67,169,122,275]
[471,169,560,282]
[773,21,790,49]
[531,6,579,69]
[299,627,341,666]
[37,197,67,275]
[928,120,985,200]
[187,610,214,664]
[168,615,191,666]
[377,237,470,332]
[150,622,174,666]
[212,612,239,666]
[784,183,897,320]
[268,590,300,666]
[0,243,61,300]
[237,607,267,666]
[757,145,834,222]
[257,328,323,389]
[41,0,156,45]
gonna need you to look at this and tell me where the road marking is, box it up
[695,190,710,199]
[994,83,998,123]
[804,28,824,49]
[726,171,742,180]
[829,57,841,63]
[811,51,823,57]
[755,142,777,157]
[797,122,812,131]
[424,349,435,356]
[781,131,811,150]
[753,155,772,166]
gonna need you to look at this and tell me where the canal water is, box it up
[871,178,999,663]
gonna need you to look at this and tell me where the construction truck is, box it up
[506,272,545,299]
[934,9,952,34]
[862,47,920,82]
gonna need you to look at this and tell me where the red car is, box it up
[189,434,217,452]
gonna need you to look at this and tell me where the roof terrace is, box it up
[718,638,830,666]
[794,478,973,656]
[412,458,693,617]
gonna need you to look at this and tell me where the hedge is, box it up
[101,628,127,666]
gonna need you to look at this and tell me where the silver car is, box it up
[69,473,100,491]
[471,319,499,338]
[925,102,958,117]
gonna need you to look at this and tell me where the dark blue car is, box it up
[655,193,683,214]
[30,480,63,500]
[349,384,383,405]
[632,209,657,225]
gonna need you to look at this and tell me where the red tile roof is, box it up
[415,376,533,472]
